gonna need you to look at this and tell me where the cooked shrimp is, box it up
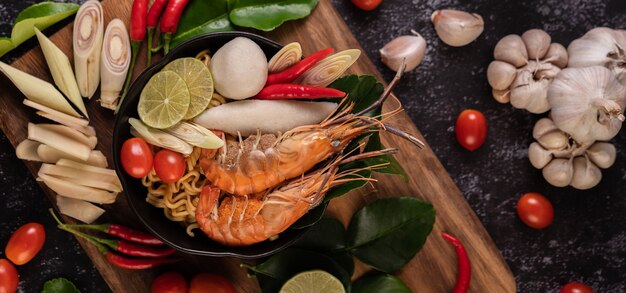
[196,149,395,246]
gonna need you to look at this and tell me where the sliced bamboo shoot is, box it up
[100,18,130,110]
[73,0,104,98]
[56,195,105,223]
[0,62,81,117]
[23,99,89,127]
[28,123,91,161]
[39,163,121,192]
[34,28,88,118]
[37,144,108,167]
[56,159,116,177]
[37,111,96,137]
[38,124,97,149]
[39,174,117,204]
[15,140,42,161]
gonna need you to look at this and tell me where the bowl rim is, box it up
[112,31,308,259]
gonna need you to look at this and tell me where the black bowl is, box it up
[112,32,313,258]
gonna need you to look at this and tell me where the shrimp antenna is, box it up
[383,125,425,148]
[355,58,406,117]
[338,148,398,165]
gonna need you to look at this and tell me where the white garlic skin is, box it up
[431,9,484,47]
[380,31,427,72]
[487,61,517,90]
[494,34,528,67]
[542,158,573,187]
[548,66,626,143]
[521,29,551,60]
[567,27,626,84]
[586,142,617,169]
[528,142,552,169]
[570,157,602,190]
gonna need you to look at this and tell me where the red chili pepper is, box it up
[119,0,150,113]
[66,223,163,246]
[266,48,334,85]
[105,252,180,270]
[146,0,169,64]
[160,0,190,54]
[94,237,175,258]
[442,232,471,293]
[255,84,346,100]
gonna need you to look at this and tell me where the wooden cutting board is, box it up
[0,0,516,292]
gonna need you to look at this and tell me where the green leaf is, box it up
[295,217,346,251]
[352,274,411,293]
[229,0,319,31]
[290,201,327,229]
[171,0,233,48]
[0,2,79,58]
[246,248,351,292]
[42,278,81,293]
[347,197,435,273]
[329,75,384,115]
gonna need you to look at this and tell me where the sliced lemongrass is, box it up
[37,124,97,149]
[165,122,224,149]
[40,162,119,185]
[39,163,121,192]
[15,140,42,161]
[0,62,81,117]
[73,0,104,99]
[28,123,91,161]
[56,159,115,176]
[295,49,361,87]
[35,28,87,118]
[39,174,117,204]
[129,118,193,155]
[56,195,104,224]
[36,111,96,137]
[23,99,89,127]
[37,145,107,167]
[100,18,130,110]
[268,42,302,73]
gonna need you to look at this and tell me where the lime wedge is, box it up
[279,270,345,293]
[138,71,190,129]
[163,57,213,119]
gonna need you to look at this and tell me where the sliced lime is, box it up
[138,71,190,129]
[279,270,345,293]
[163,57,213,119]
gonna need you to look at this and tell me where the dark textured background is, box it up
[1,0,625,292]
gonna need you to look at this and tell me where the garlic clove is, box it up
[492,88,510,104]
[510,77,550,114]
[494,34,528,67]
[535,63,561,80]
[586,142,616,169]
[521,29,551,60]
[537,131,569,150]
[431,9,484,47]
[570,157,602,190]
[544,43,568,68]
[380,30,427,72]
[542,158,573,187]
[532,118,561,140]
[528,142,552,169]
[487,61,517,90]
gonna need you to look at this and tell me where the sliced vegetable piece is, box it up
[23,99,89,127]
[37,144,108,167]
[56,159,115,176]
[38,123,97,149]
[129,118,193,155]
[36,111,96,137]
[101,18,131,110]
[0,62,81,117]
[16,139,42,161]
[255,84,346,100]
[163,57,214,119]
[56,195,104,223]
[268,42,302,73]
[39,174,117,204]
[35,27,87,118]
[28,123,91,161]
[296,49,361,87]
[73,0,104,98]
[39,163,122,193]
[165,122,224,149]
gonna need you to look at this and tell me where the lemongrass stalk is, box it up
[100,19,130,110]
[56,195,105,223]
[295,49,361,87]
[73,0,104,99]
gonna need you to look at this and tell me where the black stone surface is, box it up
[0,0,625,292]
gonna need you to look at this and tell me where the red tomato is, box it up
[561,282,594,293]
[0,259,18,293]
[516,192,554,229]
[5,222,46,265]
[153,149,186,183]
[121,138,153,178]
[188,273,236,293]
[351,0,383,10]
[151,272,187,293]
[455,109,487,151]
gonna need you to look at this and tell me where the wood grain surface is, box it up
[0,0,516,292]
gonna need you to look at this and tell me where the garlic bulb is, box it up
[73,0,104,99]
[379,30,426,72]
[489,29,567,113]
[548,66,626,143]
[567,27,626,84]
[431,9,484,47]
[100,19,130,110]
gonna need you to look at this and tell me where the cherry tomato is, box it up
[0,259,18,293]
[153,149,185,183]
[121,138,153,178]
[561,282,594,293]
[188,273,236,293]
[151,272,187,293]
[5,222,46,265]
[351,0,383,11]
[455,109,487,151]
[516,192,554,229]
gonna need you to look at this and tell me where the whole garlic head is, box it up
[567,27,626,85]
[548,66,626,144]
[488,29,568,114]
